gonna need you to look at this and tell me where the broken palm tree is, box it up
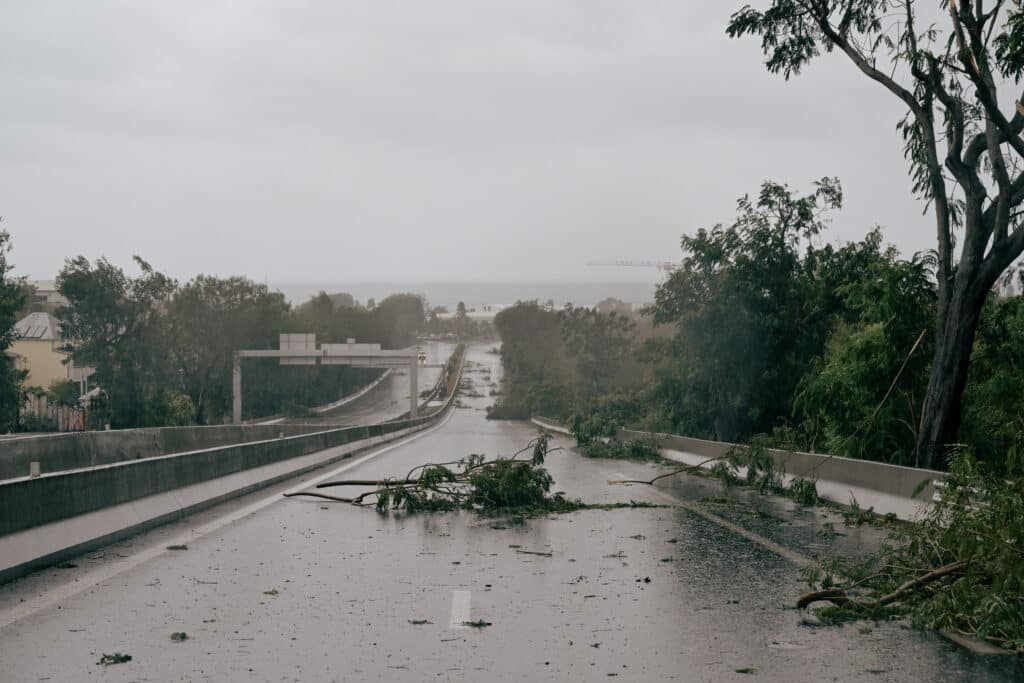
[285,434,582,514]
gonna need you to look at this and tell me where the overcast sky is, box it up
[1,1,930,284]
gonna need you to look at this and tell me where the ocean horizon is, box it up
[271,281,660,310]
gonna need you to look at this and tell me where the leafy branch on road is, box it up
[285,434,583,514]
[797,453,1024,652]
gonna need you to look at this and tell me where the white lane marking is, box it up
[449,590,471,628]
[0,410,456,631]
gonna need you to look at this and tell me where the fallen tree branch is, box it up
[876,560,966,606]
[607,455,728,486]
[316,478,415,489]
[283,491,357,503]
[282,435,573,515]
[796,587,860,609]
[796,560,967,609]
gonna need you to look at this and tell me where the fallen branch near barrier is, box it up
[284,434,582,514]
[796,560,967,609]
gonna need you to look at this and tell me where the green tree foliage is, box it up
[46,378,78,406]
[793,248,937,464]
[649,178,879,441]
[491,302,577,419]
[728,0,1024,467]
[372,293,426,349]
[57,256,177,427]
[960,294,1024,470]
[166,275,289,423]
[56,258,431,427]
[803,452,1024,650]
[558,305,638,406]
[0,229,27,431]
[492,300,648,423]
[14,280,37,319]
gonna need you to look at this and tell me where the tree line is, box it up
[0,246,434,429]
[492,177,1024,474]
[495,0,1024,476]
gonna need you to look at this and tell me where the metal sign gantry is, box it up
[232,335,432,424]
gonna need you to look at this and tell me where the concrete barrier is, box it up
[529,416,945,519]
[0,422,430,585]
[530,416,573,437]
[0,423,336,481]
[617,428,945,506]
[0,346,467,583]
[0,420,432,537]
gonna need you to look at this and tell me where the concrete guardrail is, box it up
[0,423,340,481]
[0,347,468,583]
[0,420,425,538]
[530,416,945,519]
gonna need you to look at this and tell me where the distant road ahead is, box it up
[280,340,455,426]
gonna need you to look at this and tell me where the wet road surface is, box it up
[0,346,1020,682]
[281,341,455,426]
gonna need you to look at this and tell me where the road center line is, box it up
[449,590,471,628]
[0,409,456,631]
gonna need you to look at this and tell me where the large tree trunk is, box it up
[915,274,991,470]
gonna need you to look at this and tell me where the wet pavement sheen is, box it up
[0,346,1020,682]
[281,341,455,426]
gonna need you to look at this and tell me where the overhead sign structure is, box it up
[232,335,433,424]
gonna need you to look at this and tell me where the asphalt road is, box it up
[281,341,455,426]
[0,346,1019,682]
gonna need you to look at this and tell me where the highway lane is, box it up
[281,340,456,426]
[0,346,1018,682]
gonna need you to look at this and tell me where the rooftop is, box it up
[13,312,60,341]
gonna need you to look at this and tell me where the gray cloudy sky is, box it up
[2,1,928,284]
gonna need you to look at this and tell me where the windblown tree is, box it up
[558,304,638,406]
[372,293,426,348]
[57,256,178,427]
[492,301,577,418]
[166,275,289,423]
[729,1,1024,467]
[0,229,27,431]
[651,179,848,441]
